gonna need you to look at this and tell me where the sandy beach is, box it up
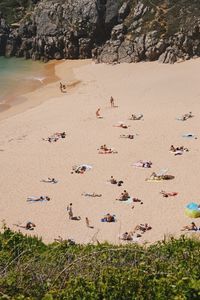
[0,58,200,244]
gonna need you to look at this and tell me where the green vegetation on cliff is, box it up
[0,226,199,299]
[0,0,34,23]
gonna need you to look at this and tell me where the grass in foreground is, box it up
[0,226,199,299]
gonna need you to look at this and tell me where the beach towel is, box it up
[182,133,197,139]
[176,117,185,121]
[118,197,133,204]
[185,202,200,218]
[27,196,49,202]
[157,169,168,176]
[174,150,183,156]
[146,178,163,182]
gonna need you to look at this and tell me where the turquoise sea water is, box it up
[0,57,46,103]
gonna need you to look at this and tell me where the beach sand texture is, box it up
[0,58,200,244]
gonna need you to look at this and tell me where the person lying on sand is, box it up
[81,192,102,197]
[134,223,152,233]
[27,196,50,202]
[14,221,36,230]
[133,160,152,168]
[129,114,143,120]
[41,178,58,184]
[26,221,36,230]
[116,190,130,201]
[170,145,189,154]
[113,123,130,129]
[146,172,174,181]
[160,190,178,197]
[120,134,134,139]
[85,217,94,228]
[71,164,92,174]
[120,232,133,241]
[101,213,116,222]
[43,132,66,143]
[54,236,76,245]
[98,145,118,154]
[131,198,143,209]
[177,112,193,121]
[71,216,81,221]
[74,165,87,174]
[181,222,198,231]
[108,176,123,186]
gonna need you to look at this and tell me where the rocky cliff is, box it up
[0,0,200,64]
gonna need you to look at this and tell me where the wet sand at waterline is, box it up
[0,58,200,244]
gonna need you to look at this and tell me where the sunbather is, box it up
[129,114,143,120]
[101,213,116,222]
[43,132,66,143]
[146,172,174,181]
[120,134,134,139]
[160,190,178,197]
[108,176,123,186]
[120,232,133,241]
[116,190,130,201]
[41,178,58,184]
[181,222,198,231]
[14,221,36,230]
[85,217,94,228]
[26,221,36,230]
[177,112,193,121]
[133,160,152,168]
[114,123,130,129]
[170,145,189,154]
[81,192,102,197]
[27,196,50,202]
[134,223,152,233]
[98,145,118,154]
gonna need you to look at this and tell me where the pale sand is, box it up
[0,58,200,245]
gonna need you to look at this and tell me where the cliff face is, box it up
[0,0,200,64]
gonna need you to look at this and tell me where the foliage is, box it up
[0,226,199,299]
[0,0,34,23]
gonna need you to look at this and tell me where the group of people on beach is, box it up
[18,91,199,246]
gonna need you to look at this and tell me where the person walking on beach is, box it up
[86,217,90,227]
[110,96,115,107]
[67,203,73,219]
[96,108,101,118]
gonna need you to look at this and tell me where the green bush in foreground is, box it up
[0,227,199,299]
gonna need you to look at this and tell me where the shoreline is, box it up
[0,59,90,122]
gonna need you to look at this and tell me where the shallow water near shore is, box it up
[0,57,50,105]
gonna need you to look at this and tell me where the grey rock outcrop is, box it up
[0,0,200,64]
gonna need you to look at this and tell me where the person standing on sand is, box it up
[67,203,73,219]
[96,108,101,118]
[86,217,90,227]
[110,96,115,107]
[59,82,63,92]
